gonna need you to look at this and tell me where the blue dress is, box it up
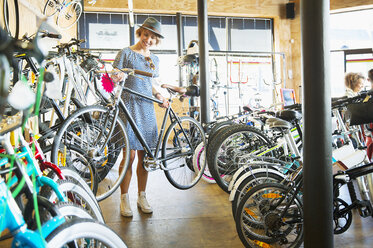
[113,47,159,150]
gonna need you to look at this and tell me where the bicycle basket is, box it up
[80,57,99,73]
[347,101,373,125]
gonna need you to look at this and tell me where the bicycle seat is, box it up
[185,85,200,97]
[266,117,292,130]
[276,109,302,123]
[161,84,187,94]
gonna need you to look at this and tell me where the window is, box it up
[79,12,130,49]
[229,18,273,52]
[330,8,373,96]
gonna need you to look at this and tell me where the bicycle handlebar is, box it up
[41,32,61,39]
[112,68,153,78]
[55,38,86,50]
[332,90,373,108]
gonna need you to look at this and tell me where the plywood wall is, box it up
[17,0,77,42]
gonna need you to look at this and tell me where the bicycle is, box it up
[0,13,128,248]
[233,92,373,247]
[43,0,82,29]
[206,109,303,193]
[51,68,206,201]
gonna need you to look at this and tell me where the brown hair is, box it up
[344,72,365,91]
[368,69,373,82]
[136,27,161,45]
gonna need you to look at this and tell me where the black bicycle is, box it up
[50,68,206,201]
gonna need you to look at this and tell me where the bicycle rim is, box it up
[231,170,285,220]
[43,0,59,17]
[2,0,19,39]
[208,125,273,193]
[56,0,82,29]
[51,105,130,201]
[236,183,303,247]
[163,116,206,189]
[40,179,104,223]
[192,142,215,183]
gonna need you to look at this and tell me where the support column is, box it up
[129,15,135,46]
[301,0,333,247]
[176,12,184,87]
[197,0,210,125]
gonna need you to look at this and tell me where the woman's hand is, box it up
[111,71,125,83]
[155,93,169,108]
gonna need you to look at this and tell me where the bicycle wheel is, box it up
[46,217,127,248]
[192,142,215,183]
[51,105,130,202]
[162,116,206,189]
[207,125,273,193]
[54,201,94,219]
[43,0,59,17]
[47,166,98,201]
[2,0,19,39]
[231,170,285,220]
[235,182,303,247]
[56,0,82,29]
[40,179,104,223]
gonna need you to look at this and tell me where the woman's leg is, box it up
[120,149,136,194]
[136,150,152,213]
[136,150,148,193]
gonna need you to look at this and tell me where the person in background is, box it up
[344,72,365,97]
[111,17,168,217]
[368,69,373,90]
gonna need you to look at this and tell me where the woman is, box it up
[111,17,168,217]
[344,72,365,97]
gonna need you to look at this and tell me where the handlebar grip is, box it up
[134,69,153,77]
[44,33,62,39]
[115,68,154,78]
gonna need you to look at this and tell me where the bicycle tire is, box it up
[231,170,285,220]
[56,0,82,30]
[45,217,127,248]
[192,142,216,183]
[23,195,60,230]
[43,0,59,17]
[40,179,105,223]
[47,166,98,202]
[45,142,98,194]
[54,201,94,219]
[163,116,206,189]
[235,182,303,247]
[51,104,130,202]
[2,0,19,39]
[208,120,235,142]
[207,125,273,193]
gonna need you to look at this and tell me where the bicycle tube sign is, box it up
[228,58,271,86]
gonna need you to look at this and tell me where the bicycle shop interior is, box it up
[1,0,373,247]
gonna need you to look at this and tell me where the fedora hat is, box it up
[138,17,164,39]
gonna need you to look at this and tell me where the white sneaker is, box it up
[137,191,153,214]
[120,193,133,217]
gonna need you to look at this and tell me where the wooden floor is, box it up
[99,169,373,248]
[1,170,373,247]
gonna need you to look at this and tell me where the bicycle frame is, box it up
[0,128,66,202]
[96,80,195,165]
[0,178,66,248]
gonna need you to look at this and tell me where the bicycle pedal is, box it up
[357,200,373,217]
